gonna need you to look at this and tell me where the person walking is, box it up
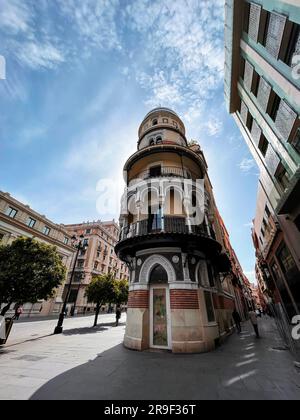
[249,309,260,338]
[115,306,121,327]
[232,308,242,333]
[14,305,23,320]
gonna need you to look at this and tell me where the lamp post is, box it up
[54,234,88,335]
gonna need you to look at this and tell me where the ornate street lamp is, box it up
[54,234,88,335]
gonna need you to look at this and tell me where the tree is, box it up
[0,237,66,316]
[113,278,129,306]
[85,274,115,327]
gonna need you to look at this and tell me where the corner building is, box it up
[115,108,240,353]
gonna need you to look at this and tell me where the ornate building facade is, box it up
[115,107,250,353]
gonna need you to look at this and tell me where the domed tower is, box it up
[115,107,232,353]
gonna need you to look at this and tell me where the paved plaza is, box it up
[0,314,299,400]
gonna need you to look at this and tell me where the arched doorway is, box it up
[149,264,171,350]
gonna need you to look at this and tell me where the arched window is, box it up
[156,136,162,144]
[149,138,155,146]
[149,264,168,284]
[152,119,158,126]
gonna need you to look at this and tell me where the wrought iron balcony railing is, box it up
[128,166,199,183]
[119,216,213,241]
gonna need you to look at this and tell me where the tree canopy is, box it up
[85,274,128,327]
[0,237,67,316]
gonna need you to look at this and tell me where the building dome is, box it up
[138,107,187,149]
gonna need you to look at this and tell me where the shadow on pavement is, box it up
[62,322,126,336]
[30,319,300,400]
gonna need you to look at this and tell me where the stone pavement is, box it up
[0,315,300,400]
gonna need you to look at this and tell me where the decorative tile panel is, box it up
[257,77,271,112]
[275,100,298,140]
[248,3,261,42]
[265,12,286,59]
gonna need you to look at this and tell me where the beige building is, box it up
[62,221,129,315]
[0,191,75,317]
[115,107,251,353]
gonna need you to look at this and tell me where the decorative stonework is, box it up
[172,255,179,264]
[139,254,176,283]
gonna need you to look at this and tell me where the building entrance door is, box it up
[150,285,171,349]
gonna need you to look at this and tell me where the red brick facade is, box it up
[170,290,199,309]
[128,290,149,308]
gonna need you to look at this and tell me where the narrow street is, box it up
[0,315,299,400]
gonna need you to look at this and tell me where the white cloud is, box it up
[14,41,65,69]
[205,117,223,136]
[58,0,121,51]
[0,0,32,34]
[244,270,257,284]
[238,158,256,173]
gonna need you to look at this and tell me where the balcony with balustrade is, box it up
[115,215,221,260]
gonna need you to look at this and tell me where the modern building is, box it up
[0,191,75,317]
[225,0,300,319]
[62,220,129,314]
[115,107,251,353]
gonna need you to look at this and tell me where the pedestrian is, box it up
[249,309,260,338]
[115,306,121,326]
[232,308,242,333]
[14,305,23,320]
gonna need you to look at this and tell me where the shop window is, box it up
[276,244,299,283]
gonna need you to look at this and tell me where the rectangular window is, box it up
[162,118,168,123]
[274,163,290,191]
[97,251,100,258]
[43,226,51,236]
[265,205,271,218]
[282,22,300,66]
[77,260,84,268]
[262,218,267,230]
[64,237,69,245]
[94,262,98,270]
[251,70,260,97]
[268,93,281,122]
[27,217,36,228]
[246,113,253,131]
[261,227,265,238]
[204,291,215,323]
[258,135,269,157]
[292,129,300,154]
[86,229,91,234]
[149,165,162,177]
[5,206,18,218]
[206,262,215,288]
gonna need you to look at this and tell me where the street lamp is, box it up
[54,234,88,335]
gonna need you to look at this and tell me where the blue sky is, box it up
[0,0,259,282]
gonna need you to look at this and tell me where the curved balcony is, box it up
[115,216,221,260]
[128,166,200,185]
